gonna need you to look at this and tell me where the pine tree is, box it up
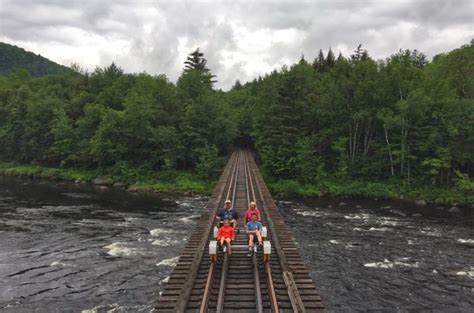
[183,48,217,87]
[326,48,336,69]
[313,49,326,72]
[299,54,308,65]
[351,44,369,62]
[337,51,344,62]
[184,49,207,71]
[232,79,243,90]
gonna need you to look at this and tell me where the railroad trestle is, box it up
[157,150,324,312]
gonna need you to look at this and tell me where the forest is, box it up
[0,42,473,204]
[0,42,71,77]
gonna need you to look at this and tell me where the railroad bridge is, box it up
[157,150,325,312]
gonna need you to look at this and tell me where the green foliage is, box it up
[195,144,221,180]
[241,42,473,204]
[0,160,214,194]
[0,42,473,204]
[0,48,232,187]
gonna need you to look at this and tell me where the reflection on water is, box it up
[278,198,474,312]
[0,177,206,312]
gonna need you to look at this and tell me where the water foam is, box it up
[296,210,322,217]
[81,303,148,313]
[50,261,68,267]
[179,215,200,223]
[364,258,419,269]
[151,239,179,246]
[456,267,474,278]
[378,219,399,227]
[103,242,140,257]
[369,227,392,232]
[420,229,441,237]
[156,256,180,267]
[160,276,170,285]
[457,239,474,244]
[329,240,341,244]
[150,228,173,236]
[344,213,370,220]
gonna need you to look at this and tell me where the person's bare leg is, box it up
[256,231,263,244]
[225,238,232,255]
[248,234,254,251]
[231,219,238,232]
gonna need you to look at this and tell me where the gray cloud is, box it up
[0,0,473,89]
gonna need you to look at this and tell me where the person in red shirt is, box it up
[217,219,235,255]
[245,201,261,223]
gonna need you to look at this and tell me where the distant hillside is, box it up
[0,42,71,76]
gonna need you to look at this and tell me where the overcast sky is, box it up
[1,0,473,89]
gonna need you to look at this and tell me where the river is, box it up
[0,177,472,312]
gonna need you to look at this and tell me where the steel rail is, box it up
[198,153,240,313]
[247,152,307,313]
[216,152,242,313]
[172,152,238,313]
[243,153,263,313]
[244,151,280,313]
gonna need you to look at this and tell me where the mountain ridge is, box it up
[0,42,71,76]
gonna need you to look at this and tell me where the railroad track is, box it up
[157,150,324,312]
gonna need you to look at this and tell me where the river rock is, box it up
[415,199,427,206]
[327,205,333,209]
[412,213,422,217]
[93,178,107,185]
[127,187,140,193]
[383,206,391,210]
[113,182,126,189]
[435,206,444,211]
[391,210,407,217]
[97,185,109,191]
[448,206,461,213]
[339,202,347,206]
[355,205,362,209]
[74,179,81,184]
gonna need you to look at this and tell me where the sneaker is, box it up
[253,245,257,253]
[223,246,227,253]
[247,250,253,257]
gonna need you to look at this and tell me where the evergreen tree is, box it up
[326,48,336,69]
[183,48,217,87]
[299,54,308,65]
[232,79,243,90]
[313,49,326,72]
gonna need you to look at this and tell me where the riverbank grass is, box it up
[0,161,215,194]
[268,179,473,206]
[1,161,471,205]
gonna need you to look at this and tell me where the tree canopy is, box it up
[0,42,473,193]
